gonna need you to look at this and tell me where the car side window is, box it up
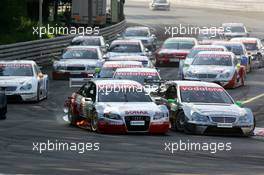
[165,85,178,99]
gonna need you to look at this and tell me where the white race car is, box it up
[0,61,48,102]
[52,46,104,80]
[65,79,170,134]
[70,36,108,53]
[184,51,246,89]
[222,23,249,39]
[105,39,150,58]
[152,81,255,136]
[179,45,227,79]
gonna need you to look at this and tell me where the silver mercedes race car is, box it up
[149,0,170,11]
[222,23,249,39]
[152,81,255,136]
[119,27,157,51]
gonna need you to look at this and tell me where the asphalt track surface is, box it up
[1,1,264,174]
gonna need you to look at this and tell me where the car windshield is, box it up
[71,38,101,46]
[244,43,258,51]
[124,30,149,37]
[99,68,115,78]
[180,86,233,104]
[109,44,142,53]
[114,72,160,84]
[0,64,33,76]
[98,89,152,102]
[62,49,98,59]
[154,0,168,3]
[163,41,195,50]
[193,55,232,66]
[225,45,244,55]
[188,48,224,58]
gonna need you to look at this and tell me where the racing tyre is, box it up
[68,107,78,126]
[91,111,98,132]
[36,84,40,102]
[175,111,186,132]
[0,106,7,120]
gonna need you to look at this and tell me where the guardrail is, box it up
[0,20,127,66]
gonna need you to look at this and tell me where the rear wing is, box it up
[69,78,92,88]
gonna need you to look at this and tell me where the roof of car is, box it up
[0,60,36,65]
[111,39,142,44]
[115,67,158,73]
[166,37,197,42]
[66,46,100,50]
[92,79,143,86]
[212,41,243,46]
[230,37,259,42]
[103,61,143,67]
[108,55,149,61]
[196,51,234,56]
[125,26,150,31]
[193,45,227,49]
[72,35,103,41]
[222,23,245,27]
[168,80,223,88]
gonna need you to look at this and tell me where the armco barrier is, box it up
[0,20,127,66]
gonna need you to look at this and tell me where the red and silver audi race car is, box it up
[65,79,170,134]
[155,37,198,66]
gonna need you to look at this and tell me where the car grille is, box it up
[67,66,86,71]
[5,86,17,92]
[197,74,217,79]
[125,116,150,132]
[211,117,236,123]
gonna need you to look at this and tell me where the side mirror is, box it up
[145,48,149,52]
[116,34,121,38]
[84,97,93,102]
[168,98,177,104]
[235,101,243,107]
[103,55,108,60]
[105,43,109,48]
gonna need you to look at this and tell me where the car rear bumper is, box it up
[52,71,94,80]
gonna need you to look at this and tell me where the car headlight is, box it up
[54,64,66,71]
[104,113,122,120]
[238,114,251,123]
[185,71,194,77]
[20,83,32,91]
[191,112,209,122]
[153,112,167,120]
[220,72,230,78]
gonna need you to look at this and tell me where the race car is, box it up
[119,27,157,51]
[0,61,48,102]
[65,79,170,134]
[70,36,108,53]
[198,28,226,45]
[0,87,7,120]
[105,39,151,58]
[106,55,154,68]
[179,45,228,79]
[184,51,246,89]
[230,37,264,68]
[149,0,170,11]
[155,37,198,66]
[97,61,143,78]
[212,41,251,72]
[222,23,249,39]
[52,46,104,80]
[151,81,255,136]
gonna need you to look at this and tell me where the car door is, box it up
[75,83,91,116]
